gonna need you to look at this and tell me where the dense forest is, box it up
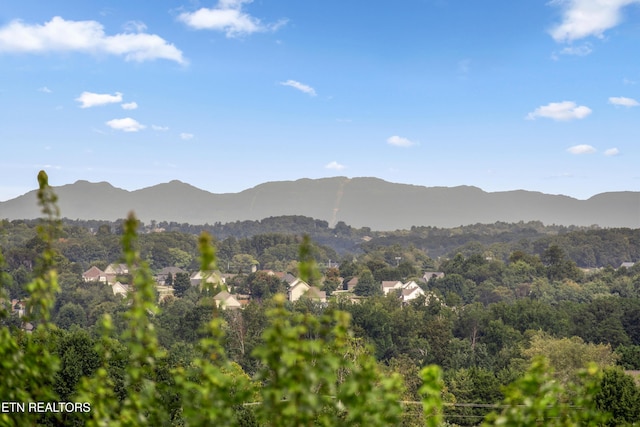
[2,173,640,426]
[4,214,639,268]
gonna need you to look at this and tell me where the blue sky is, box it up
[1,0,639,201]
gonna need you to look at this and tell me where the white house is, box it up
[381,281,404,295]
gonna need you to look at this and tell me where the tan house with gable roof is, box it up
[287,278,327,303]
[214,291,242,310]
[111,281,130,297]
[288,278,311,302]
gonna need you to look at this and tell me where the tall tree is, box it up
[354,269,381,297]
[173,272,191,298]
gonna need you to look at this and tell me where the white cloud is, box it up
[152,125,169,131]
[180,132,194,140]
[38,86,52,93]
[178,0,287,37]
[325,161,346,170]
[549,0,640,42]
[387,135,417,147]
[567,144,596,154]
[106,117,145,132]
[609,96,639,107]
[76,91,122,108]
[279,80,316,96]
[604,148,620,156]
[121,101,138,110]
[0,16,185,64]
[526,101,592,121]
[559,44,593,56]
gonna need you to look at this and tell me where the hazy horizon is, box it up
[2,175,639,204]
[2,1,639,202]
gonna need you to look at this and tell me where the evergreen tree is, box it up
[173,272,191,298]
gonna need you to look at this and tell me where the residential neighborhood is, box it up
[80,263,443,309]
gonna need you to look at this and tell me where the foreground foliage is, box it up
[0,172,637,426]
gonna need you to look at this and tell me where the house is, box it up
[288,279,311,302]
[344,277,358,292]
[213,291,242,310]
[620,262,636,269]
[82,266,105,282]
[104,263,129,284]
[304,286,327,303]
[155,266,185,285]
[401,286,425,303]
[382,280,432,304]
[111,281,130,297]
[403,280,420,290]
[280,272,298,286]
[381,281,404,295]
[105,263,128,275]
[287,278,327,303]
[190,270,225,287]
[10,299,26,317]
[422,271,445,282]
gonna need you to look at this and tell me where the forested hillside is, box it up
[2,215,638,272]
[2,173,640,426]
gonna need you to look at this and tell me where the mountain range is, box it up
[1,177,638,230]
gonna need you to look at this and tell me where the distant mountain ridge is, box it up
[1,177,638,230]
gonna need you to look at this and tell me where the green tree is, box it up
[542,244,582,282]
[55,302,87,330]
[168,247,192,269]
[595,367,640,426]
[354,269,381,297]
[483,358,609,427]
[322,266,341,294]
[173,272,191,298]
[523,332,617,385]
[253,294,405,427]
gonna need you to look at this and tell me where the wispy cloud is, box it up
[180,132,194,140]
[76,91,123,108]
[38,86,52,93]
[604,148,620,156]
[608,96,639,107]
[178,0,287,37]
[121,101,138,110]
[458,58,471,76]
[152,125,169,131]
[106,117,145,132]
[280,80,316,96]
[549,0,640,42]
[526,101,592,121]
[387,135,417,147]
[567,144,596,154]
[123,20,147,33]
[556,43,593,57]
[41,164,62,170]
[0,16,185,64]
[325,161,346,170]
